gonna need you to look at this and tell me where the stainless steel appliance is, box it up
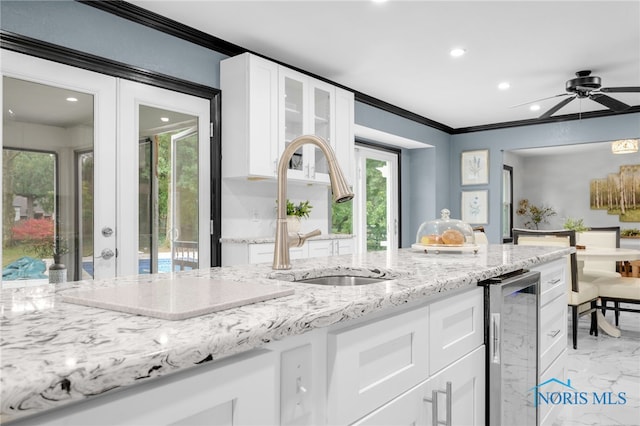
[480,269,540,426]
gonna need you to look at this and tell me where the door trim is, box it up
[1,33,222,267]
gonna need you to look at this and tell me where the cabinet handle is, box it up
[423,381,452,426]
[548,329,561,338]
[548,278,561,284]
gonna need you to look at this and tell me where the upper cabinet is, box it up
[221,53,354,184]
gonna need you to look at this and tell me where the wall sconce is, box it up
[611,139,639,154]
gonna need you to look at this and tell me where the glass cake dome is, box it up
[415,208,475,246]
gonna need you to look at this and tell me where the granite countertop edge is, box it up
[220,233,354,244]
[0,245,571,423]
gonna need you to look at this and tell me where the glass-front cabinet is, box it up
[221,53,352,185]
[278,68,335,184]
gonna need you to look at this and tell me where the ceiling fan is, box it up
[520,70,640,119]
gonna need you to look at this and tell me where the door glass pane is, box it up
[138,105,198,274]
[284,76,304,171]
[366,158,388,251]
[78,151,94,278]
[2,77,93,285]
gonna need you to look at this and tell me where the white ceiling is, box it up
[128,0,640,130]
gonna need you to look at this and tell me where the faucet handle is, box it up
[289,229,321,247]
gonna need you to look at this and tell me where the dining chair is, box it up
[513,228,598,349]
[576,226,621,281]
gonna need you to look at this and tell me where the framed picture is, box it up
[461,190,488,224]
[461,149,489,185]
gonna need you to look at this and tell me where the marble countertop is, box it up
[0,245,570,423]
[220,233,353,244]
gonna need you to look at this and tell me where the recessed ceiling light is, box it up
[530,105,541,112]
[372,0,388,3]
[450,48,466,57]
[66,97,78,102]
[161,117,170,122]
[498,82,510,90]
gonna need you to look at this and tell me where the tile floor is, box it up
[554,307,640,426]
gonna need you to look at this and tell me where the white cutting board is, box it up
[61,278,294,320]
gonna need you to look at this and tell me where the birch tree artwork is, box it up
[590,164,640,222]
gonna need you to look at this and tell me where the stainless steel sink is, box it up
[295,275,390,286]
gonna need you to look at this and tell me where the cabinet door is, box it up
[307,79,335,183]
[352,381,427,426]
[327,306,429,425]
[334,87,355,186]
[424,346,485,426]
[308,240,334,258]
[221,53,279,179]
[279,67,308,181]
[25,350,278,426]
[335,238,354,255]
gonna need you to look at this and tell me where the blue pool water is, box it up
[82,258,189,277]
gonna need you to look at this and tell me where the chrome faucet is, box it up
[273,135,354,270]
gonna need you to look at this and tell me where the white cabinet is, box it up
[327,287,485,425]
[351,320,485,426]
[22,349,278,426]
[532,258,568,426]
[220,53,279,179]
[221,52,354,184]
[327,306,430,425]
[222,237,353,266]
[307,238,354,258]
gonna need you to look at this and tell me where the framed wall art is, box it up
[461,149,489,185]
[461,190,488,224]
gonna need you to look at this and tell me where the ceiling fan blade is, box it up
[539,96,575,119]
[589,93,631,111]
[510,93,569,108]
[600,87,640,93]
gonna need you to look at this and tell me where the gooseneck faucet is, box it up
[273,135,354,270]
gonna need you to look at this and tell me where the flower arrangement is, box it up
[516,199,556,230]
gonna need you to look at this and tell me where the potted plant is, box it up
[283,199,312,232]
[563,217,590,233]
[516,199,556,230]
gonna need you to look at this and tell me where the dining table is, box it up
[576,246,640,337]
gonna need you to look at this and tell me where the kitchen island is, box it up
[1,245,571,425]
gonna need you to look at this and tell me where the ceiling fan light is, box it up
[611,139,639,154]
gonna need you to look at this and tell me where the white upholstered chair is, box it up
[513,228,598,349]
[576,226,621,281]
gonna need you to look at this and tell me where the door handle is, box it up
[96,248,115,260]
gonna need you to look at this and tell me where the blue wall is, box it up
[450,114,640,241]
[1,1,224,87]
[3,0,638,246]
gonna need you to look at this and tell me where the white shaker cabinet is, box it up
[220,53,279,179]
[221,52,354,184]
[20,349,277,426]
[532,258,568,426]
[354,345,485,426]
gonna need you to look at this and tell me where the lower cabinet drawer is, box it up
[327,306,429,425]
[538,349,568,426]
[248,243,306,264]
[537,258,566,306]
[539,293,567,372]
[429,287,484,374]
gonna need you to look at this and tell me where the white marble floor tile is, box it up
[554,307,640,426]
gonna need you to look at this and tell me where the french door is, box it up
[2,50,117,281]
[118,80,210,276]
[1,50,210,285]
[354,146,399,253]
